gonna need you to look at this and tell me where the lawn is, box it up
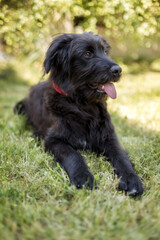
[0,60,160,240]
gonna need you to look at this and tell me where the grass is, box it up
[0,59,160,240]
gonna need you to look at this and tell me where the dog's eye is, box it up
[84,51,92,57]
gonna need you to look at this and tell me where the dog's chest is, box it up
[73,106,107,149]
[64,101,109,150]
[77,139,87,150]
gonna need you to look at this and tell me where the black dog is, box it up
[14,32,143,196]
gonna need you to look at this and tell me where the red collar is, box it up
[53,82,69,96]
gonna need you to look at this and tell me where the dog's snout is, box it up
[110,65,122,76]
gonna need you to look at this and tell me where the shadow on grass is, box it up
[119,61,160,75]
[110,111,160,183]
[0,63,29,86]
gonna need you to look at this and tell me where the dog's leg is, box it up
[103,133,143,196]
[45,137,94,190]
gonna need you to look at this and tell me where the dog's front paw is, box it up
[71,171,95,190]
[118,173,143,197]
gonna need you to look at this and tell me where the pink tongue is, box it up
[104,83,117,99]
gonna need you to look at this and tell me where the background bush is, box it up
[0,0,160,62]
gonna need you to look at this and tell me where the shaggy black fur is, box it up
[14,32,143,196]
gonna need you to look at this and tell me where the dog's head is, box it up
[44,32,122,101]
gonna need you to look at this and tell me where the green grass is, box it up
[0,60,160,240]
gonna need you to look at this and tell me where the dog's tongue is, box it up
[104,83,117,99]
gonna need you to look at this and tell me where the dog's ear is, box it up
[44,34,74,74]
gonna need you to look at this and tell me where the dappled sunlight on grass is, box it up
[109,71,160,132]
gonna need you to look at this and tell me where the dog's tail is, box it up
[13,100,27,115]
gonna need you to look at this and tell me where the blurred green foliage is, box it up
[0,0,160,58]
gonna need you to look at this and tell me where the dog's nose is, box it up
[110,65,122,77]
